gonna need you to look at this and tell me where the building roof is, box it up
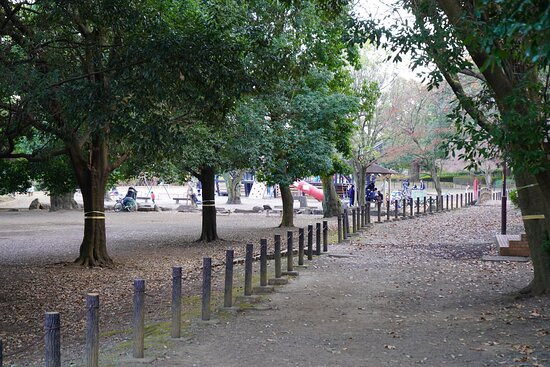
[365,163,397,175]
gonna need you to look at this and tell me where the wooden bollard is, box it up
[451,194,454,210]
[446,195,449,210]
[352,209,357,233]
[307,225,313,260]
[274,234,282,277]
[286,231,294,271]
[260,240,268,285]
[322,221,328,252]
[244,243,253,296]
[224,250,234,307]
[298,229,305,265]
[315,223,321,255]
[461,193,463,207]
[409,198,413,217]
[45,312,61,367]
[337,215,343,243]
[171,268,182,338]
[456,194,459,208]
[386,200,390,221]
[435,195,439,211]
[402,198,406,218]
[429,197,433,213]
[377,201,382,222]
[423,196,427,213]
[201,258,211,321]
[344,209,351,238]
[367,204,371,224]
[133,279,146,357]
[86,293,100,366]
[416,197,420,215]
[394,200,398,219]
[0,338,3,367]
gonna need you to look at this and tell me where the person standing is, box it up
[151,191,156,204]
[348,184,355,206]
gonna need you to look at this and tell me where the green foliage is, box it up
[509,189,519,208]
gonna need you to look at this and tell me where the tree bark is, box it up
[355,166,367,207]
[279,184,294,227]
[515,170,550,295]
[70,134,112,267]
[223,170,245,205]
[49,192,79,211]
[410,160,420,181]
[321,174,341,217]
[429,162,442,197]
[199,166,219,241]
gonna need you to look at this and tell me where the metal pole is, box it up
[502,162,507,234]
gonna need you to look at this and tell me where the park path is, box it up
[136,203,550,367]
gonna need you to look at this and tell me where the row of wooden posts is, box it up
[338,192,477,241]
[0,192,477,366]
[1,221,332,367]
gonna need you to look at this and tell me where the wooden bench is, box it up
[136,196,150,203]
[173,197,191,204]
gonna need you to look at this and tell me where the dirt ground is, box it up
[0,207,326,365]
[1,201,549,366]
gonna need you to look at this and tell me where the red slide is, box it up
[294,180,324,201]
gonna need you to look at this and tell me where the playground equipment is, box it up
[294,180,324,202]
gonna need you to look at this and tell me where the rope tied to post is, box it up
[202,199,216,207]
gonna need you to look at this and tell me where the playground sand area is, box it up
[0,202,548,365]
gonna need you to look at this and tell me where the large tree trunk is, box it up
[410,160,420,181]
[429,161,442,197]
[321,174,341,217]
[70,134,113,267]
[199,166,219,241]
[515,170,550,295]
[355,166,367,207]
[279,184,294,227]
[223,170,245,205]
[49,192,78,211]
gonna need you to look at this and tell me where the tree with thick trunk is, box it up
[428,161,442,197]
[223,170,245,205]
[279,184,294,227]
[514,170,550,295]
[198,166,219,241]
[351,161,367,207]
[321,174,341,217]
[49,192,78,212]
[69,134,123,266]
